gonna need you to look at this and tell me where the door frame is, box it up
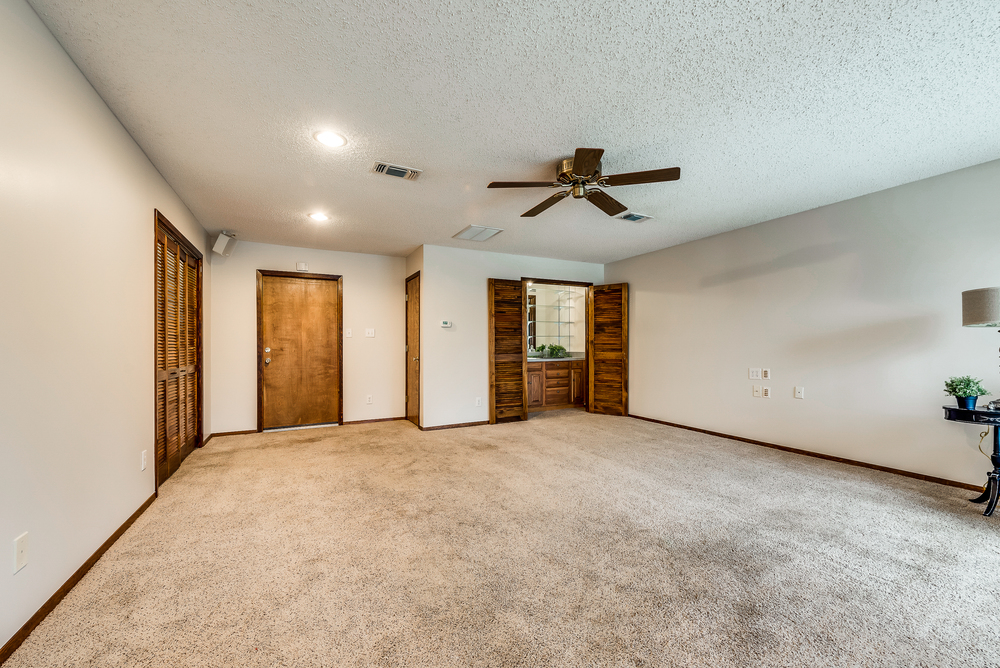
[405,270,421,427]
[256,270,344,431]
[153,210,203,492]
[522,277,594,415]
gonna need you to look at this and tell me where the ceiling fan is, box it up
[488,148,680,217]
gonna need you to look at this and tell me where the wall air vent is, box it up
[454,225,503,242]
[617,212,653,223]
[372,161,422,180]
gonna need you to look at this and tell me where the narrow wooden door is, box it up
[488,278,527,423]
[588,283,629,416]
[406,272,420,426]
[258,271,343,429]
[571,366,585,405]
[154,211,202,488]
[527,368,543,407]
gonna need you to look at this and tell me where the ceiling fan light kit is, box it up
[488,148,680,218]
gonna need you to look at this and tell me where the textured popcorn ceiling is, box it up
[27,0,1000,263]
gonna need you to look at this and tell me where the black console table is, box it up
[943,405,1000,516]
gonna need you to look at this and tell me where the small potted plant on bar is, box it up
[944,376,991,410]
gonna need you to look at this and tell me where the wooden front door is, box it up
[154,211,202,488]
[588,283,629,416]
[258,271,343,430]
[488,278,527,423]
[406,272,420,426]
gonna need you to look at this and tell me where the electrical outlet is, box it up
[366,395,373,404]
[795,386,805,399]
[14,533,28,574]
[762,387,771,398]
[749,368,762,380]
[762,368,771,380]
[365,328,375,338]
[753,385,762,397]
[345,328,352,338]
[476,397,482,407]
[141,450,147,471]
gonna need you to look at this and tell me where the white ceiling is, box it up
[28,0,1000,264]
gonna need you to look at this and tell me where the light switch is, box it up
[345,329,352,337]
[795,387,805,399]
[753,385,762,397]
[749,368,762,380]
[365,328,375,338]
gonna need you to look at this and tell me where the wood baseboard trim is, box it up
[202,429,258,446]
[342,417,406,425]
[629,414,985,493]
[0,493,157,666]
[419,420,489,431]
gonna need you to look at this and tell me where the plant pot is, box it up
[957,396,978,410]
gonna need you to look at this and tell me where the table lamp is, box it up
[960,286,1000,516]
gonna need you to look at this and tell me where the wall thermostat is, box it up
[441,320,453,328]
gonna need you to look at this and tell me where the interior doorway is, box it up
[488,277,629,423]
[154,210,203,489]
[405,271,420,427]
[257,270,343,430]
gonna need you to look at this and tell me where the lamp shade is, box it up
[962,287,1000,327]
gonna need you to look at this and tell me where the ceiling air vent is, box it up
[617,212,653,223]
[372,161,422,180]
[454,225,503,242]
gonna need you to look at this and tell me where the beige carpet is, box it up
[8,411,1000,667]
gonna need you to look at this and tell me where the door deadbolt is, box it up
[264,347,271,353]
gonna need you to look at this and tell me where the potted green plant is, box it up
[944,376,991,410]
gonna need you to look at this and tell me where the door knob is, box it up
[265,358,271,365]
[264,347,271,353]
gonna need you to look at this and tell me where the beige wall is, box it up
[606,159,1000,486]
[0,0,208,648]
[208,241,406,431]
[420,245,603,427]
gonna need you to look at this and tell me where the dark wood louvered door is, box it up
[588,283,629,416]
[488,278,527,423]
[154,211,202,488]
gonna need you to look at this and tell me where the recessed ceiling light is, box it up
[314,131,346,148]
[308,212,329,222]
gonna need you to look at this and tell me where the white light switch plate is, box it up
[345,329,352,338]
[795,387,805,399]
[14,533,28,574]
[365,328,375,338]
[753,385,762,397]
[749,368,762,380]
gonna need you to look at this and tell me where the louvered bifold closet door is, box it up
[488,278,527,423]
[155,219,202,488]
[588,283,629,416]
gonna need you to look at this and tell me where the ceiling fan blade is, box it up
[586,189,628,216]
[603,167,680,187]
[573,148,604,178]
[521,191,570,217]
[488,181,558,188]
